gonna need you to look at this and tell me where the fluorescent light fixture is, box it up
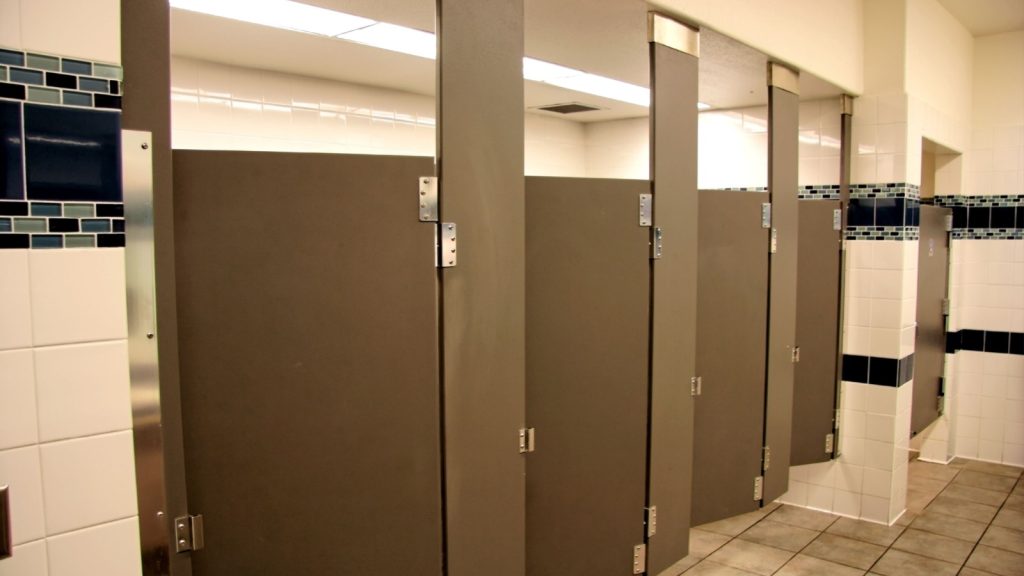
[169,0,373,37]
[697,102,711,110]
[546,73,649,107]
[339,22,437,60]
[522,58,579,82]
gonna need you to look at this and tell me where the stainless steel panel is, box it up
[647,37,699,573]
[647,13,699,56]
[693,190,769,525]
[792,200,842,466]
[436,2,526,574]
[767,62,800,96]
[525,177,650,576]
[913,205,951,435]
[763,85,800,502]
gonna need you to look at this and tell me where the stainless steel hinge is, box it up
[633,543,647,574]
[639,193,653,227]
[834,409,841,431]
[437,222,457,268]
[519,427,536,454]
[770,228,778,253]
[762,445,771,471]
[841,237,848,252]
[791,346,801,363]
[651,227,663,259]
[0,485,11,560]
[753,476,764,501]
[418,176,438,222]
[833,208,842,231]
[941,298,950,315]
[645,506,658,537]
[944,214,954,231]
[690,376,703,397]
[938,396,945,414]
[174,514,205,554]
[761,202,772,228]
[825,433,835,455]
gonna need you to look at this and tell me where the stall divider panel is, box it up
[436,1,527,575]
[763,69,800,503]
[912,205,951,435]
[173,152,443,575]
[646,14,699,574]
[792,200,842,465]
[692,190,771,525]
[525,177,651,576]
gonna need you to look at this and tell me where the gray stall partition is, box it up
[913,205,951,435]
[692,190,770,525]
[525,177,651,576]
[173,151,443,575]
[792,200,842,465]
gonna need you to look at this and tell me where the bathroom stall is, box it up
[913,204,952,435]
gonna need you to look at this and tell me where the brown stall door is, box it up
[173,151,443,575]
[792,200,842,465]
[693,190,770,526]
[913,205,951,435]
[525,177,651,576]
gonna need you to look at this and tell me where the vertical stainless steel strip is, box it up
[647,18,699,573]
[763,79,800,502]
[123,130,173,575]
[834,102,853,457]
[436,1,526,575]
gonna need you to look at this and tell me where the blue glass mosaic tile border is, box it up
[934,194,1023,240]
[0,200,124,249]
[0,47,122,110]
[844,183,922,241]
[798,185,841,200]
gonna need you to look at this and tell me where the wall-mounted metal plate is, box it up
[761,203,772,228]
[440,222,457,268]
[825,433,835,455]
[418,177,438,222]
[174,514,204,553]
[518,427,536,453]
[639,193,653,227]
[753,476,764,500]
[651,227,663,259]
[646,506,658,537]
[0,485,11,560]
[632,544,647,574]
[833,209,842,231]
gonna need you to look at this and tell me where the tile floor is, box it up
[660,458,1024,575]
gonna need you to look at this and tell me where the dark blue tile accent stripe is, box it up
[841,353,915,387]
[946,329,1024,356]
[935,195,1024,240]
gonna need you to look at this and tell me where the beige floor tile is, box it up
[657,554,702,576]
[871,549,960,576]
[909,460,959,483]
[964,545,1024,576]
[802,533,886,570]
[980,525,1024,554]
[909,509,988,542]
[907,488,938,512]
[961,569,998,576]
[955,470,1019,493]
[942,483,1010,507]
[926,494,1000,523]
[963,460,1024,479]
[690,529,732,558]
[993,508,1024,531]
[737,519,819,552]
[949,457,970,468]
[704,539,794,576]
[891,528,974,565]
[908,475,951,496]
[683,560,759,575]
[767,504,839,531]
[894,509,916,527]
[773,554,866,576]
[1004,492,1024,512]
[826,517,906,547]
[697,510,769,537]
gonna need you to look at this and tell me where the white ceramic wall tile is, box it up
[807,484,835,511]
[34,341,132,442]
[860,495,890,524]
[19,0,120,64]
[0,446,46,545]
[47,517,142,576]
[39,431,137,535]
[29,249,128,347]
[833,489,862,518]
[0,539,47,576]
[0,250,33,351]
[862,468,892,499]
[0,350,38,450]
[0,0,21,49]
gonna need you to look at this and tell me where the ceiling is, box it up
[169,0,845,122]
[937,0,1024,36]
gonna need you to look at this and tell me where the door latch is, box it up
[174,514,205,553]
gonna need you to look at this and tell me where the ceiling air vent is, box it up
[535,102,602,114]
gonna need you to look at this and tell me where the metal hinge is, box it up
[639,193,652,227]
[938,396,945,414]
[762,445,771,471]
[174,514,205,554]
[651,227,663,259]
[834,409,841,431]
[690,376,703,397]
[770,228,778,253]
[633,544,647,574]
[761,202,772,228]
[791,346,801,363]
[437,222,457,268]
[519,427,536,454]
[833,209,842,231]
[841,237,848,252]
[646,506,658,537]
[753,476,764,500]
[418,176,438,222]
[825,433,835,454]
[944,214,953,231]
[941,298,950,315]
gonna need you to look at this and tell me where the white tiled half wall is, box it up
[798,98,842,187]
[0,249,140,576]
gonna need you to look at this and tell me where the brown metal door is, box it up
[913,205,951,435]
[792,200,842,465]
[173,151,442,575]
[525,177,650,576]
[692,190,770,525]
